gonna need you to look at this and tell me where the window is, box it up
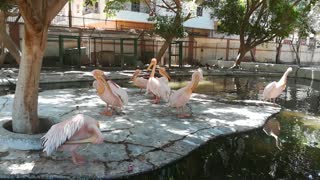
[83,2,99,15]
[197,6,203,16]
[131,1,140,12]
[76,4,80,14]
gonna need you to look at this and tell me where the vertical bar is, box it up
[169,42,172,68]
[59,35,63,66]
[78,36,81,66]
[134,38,138,66]
[120,39,124,68]
[93,38,97,66]
[179,41,183,68]
[226,39,230,61]
[100,38,103,66]
[88,38,91,65]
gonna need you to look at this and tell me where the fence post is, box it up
[226,39,230,61]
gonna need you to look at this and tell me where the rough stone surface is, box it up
[0,86,280,179]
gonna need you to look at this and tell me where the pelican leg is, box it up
[152,96,160,104]
[100,104,113,116]
[71,151,86,165]
[178,106,191,118]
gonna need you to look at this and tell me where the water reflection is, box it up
[263,118,282,150]
[134,75,320,179]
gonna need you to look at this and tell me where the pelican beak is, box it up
[162,70,171,81]
[146,62,154,71]
[131,71,139,80]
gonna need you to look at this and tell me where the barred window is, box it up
[131,2,140,12]
[197,6,203,16]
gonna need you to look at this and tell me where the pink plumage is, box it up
[263,67,292,103]
[169,69,203,118]
[41,114,104,165]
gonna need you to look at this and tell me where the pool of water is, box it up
[1,75,320,179]
[131,76,320,179]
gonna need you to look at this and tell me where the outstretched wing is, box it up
[41,114,86,155]
[108,80,129,106]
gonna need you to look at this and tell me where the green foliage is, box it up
[149,15,186,40]
[206,0,316,47]
[104,0,129,17]
[0,1,14,11]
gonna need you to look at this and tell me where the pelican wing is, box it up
[134,77,148,89]
[263,81,276,100]
[108,80,129,105]
[169,87,190,107]
[41,114,86,155]
[158,77,169,85]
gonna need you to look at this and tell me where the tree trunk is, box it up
[231,46,249,69]
[275,37,283,64]
[296,40,301,66]
[250,49,256,62]
[12,25,48,134]
[156,37,173,64]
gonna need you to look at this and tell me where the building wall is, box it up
[195,37,320,66]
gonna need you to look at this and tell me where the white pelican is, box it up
[92,69,128,116]
[263,67,292,103]
[146,58,171,104]
[131,69,148,93]
[158,67,171,84]
[42,114,104,165]
[169,69,203,118]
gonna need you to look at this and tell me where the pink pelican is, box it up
[146,58,171,104]
[131,69,148,93]
[42,114,104,165]
[158,67,171,84]
[263,67,292,103]
[92,69,128,116]
[169,69,203,118]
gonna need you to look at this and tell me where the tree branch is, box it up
[160,0,178,13]
[47,0,68,22]
[17,0,43,32]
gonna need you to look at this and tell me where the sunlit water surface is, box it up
[1,75,320,179]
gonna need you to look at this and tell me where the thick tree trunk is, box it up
[12,25,48,134]
[156,37,173,64]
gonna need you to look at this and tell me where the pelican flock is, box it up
[42,57,291,165]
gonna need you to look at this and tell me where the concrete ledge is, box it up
[0,88,280,178]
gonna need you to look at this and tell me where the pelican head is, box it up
[191,71,202,91]
[92,69,109,86]
[131,69,142,80]
[159,67,171,81]
[92,69,105,79]
[147,58,157,71]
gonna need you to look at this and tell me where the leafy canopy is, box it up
[205,0,316,48]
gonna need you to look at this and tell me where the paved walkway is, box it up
[0,66,281,178]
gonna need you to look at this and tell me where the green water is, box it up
[130,76,320,179]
